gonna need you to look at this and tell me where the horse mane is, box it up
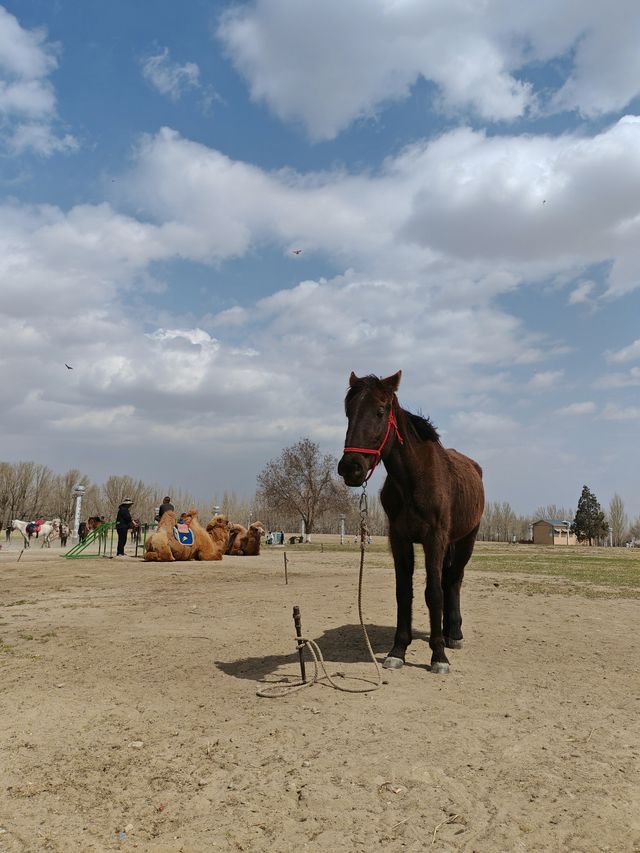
[404,410,440,443]
[345,374,440,444]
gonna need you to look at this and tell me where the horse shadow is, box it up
[215,622,431,682]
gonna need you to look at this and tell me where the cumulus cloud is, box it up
[4,116,640,495]
[126,117,640,299]
[606,339,640,363]
[0,5,75,155]
[218,0,531,139]
[218,0,640,140]
[595,367,640,389]
[556,401,597,416]
[568,280,595,305]
[601,404,640,421]
[141,47,201,101]
[528,370,564,390]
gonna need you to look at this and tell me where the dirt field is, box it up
[1,540,639,852]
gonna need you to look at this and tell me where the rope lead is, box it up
[256,488,383,698]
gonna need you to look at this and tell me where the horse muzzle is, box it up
[338,453,369,487]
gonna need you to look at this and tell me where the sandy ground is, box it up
[1,541,639,853]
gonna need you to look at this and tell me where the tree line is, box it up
[0,461,254,532]
[3,445,639,546]
[478,488,640,546]
[0,446,389,539]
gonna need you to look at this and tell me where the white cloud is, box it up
[528,370,564,390]
[218,0,532,140]
[450,410,519,435]
[595,367,640,389]
[125,118,640,299]
[8,121,77,155]
[0,6,75,155]
[218,0,640,140]
[0,5,57,78]
[556,401,597,416]
[606,339,640,363]
[141,47,200,101]
[568,280,595,305]
[601,404,640,421]
[3,117,640,499]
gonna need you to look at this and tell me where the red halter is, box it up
[343,409,404,482]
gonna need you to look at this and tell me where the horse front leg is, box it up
[383,531,414,670]
[423,534,449,674]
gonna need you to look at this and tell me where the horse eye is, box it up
[377,407,385,418]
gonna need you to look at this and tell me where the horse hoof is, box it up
[445,638,463,649]
[430,661,450,675]
[382,656,404,670]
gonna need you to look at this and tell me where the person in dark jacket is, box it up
[115,498,133,556]
[157,496,174,521]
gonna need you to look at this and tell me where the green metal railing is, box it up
[64,522,151,559]
[64,522,115,559]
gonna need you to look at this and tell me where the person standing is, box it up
[115,498,134,557]
[157,496,174,521]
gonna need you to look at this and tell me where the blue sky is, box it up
[2,0,640,518]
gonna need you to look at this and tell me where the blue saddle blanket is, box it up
[173,524,194,546]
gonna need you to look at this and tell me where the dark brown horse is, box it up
[338,371,484,674]
[78,517,104,544]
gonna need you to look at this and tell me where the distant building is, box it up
[532,519,577,546]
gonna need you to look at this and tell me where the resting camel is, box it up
[144,509,219,562]
[205,514,231,560]
[226,521,265,556]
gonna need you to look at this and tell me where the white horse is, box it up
[10,518,61,548]
[10,519,32,547]
[40,519,61,547]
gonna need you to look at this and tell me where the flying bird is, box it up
[65,363,73,370]
[291,249,302,255]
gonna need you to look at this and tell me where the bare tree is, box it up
[608,493,628,546]
[3,462,41,522]
[533,504,574,523]
[478,501,496,540]
[479,500,531,542]
[0,462,11,528]
[100,475,156,521]
[47,470,90,523]
[257,438,352,534]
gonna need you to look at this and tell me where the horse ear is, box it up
[382,370,402,393]
[348,371,359,387]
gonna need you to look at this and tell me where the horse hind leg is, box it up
[443,527,478,650]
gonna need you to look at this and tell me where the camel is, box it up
[226,521,265,556]
[205,514,231,560]
[144,509,220,562]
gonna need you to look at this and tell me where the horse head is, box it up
[338,370,403,487]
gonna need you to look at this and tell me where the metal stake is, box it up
[292,605,306,683]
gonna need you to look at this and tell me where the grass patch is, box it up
[286,540,640,595]
[469,543,640,592]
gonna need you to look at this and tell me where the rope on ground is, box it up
[257,486,383,698]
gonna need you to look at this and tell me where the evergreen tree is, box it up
[571,485,608,545]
